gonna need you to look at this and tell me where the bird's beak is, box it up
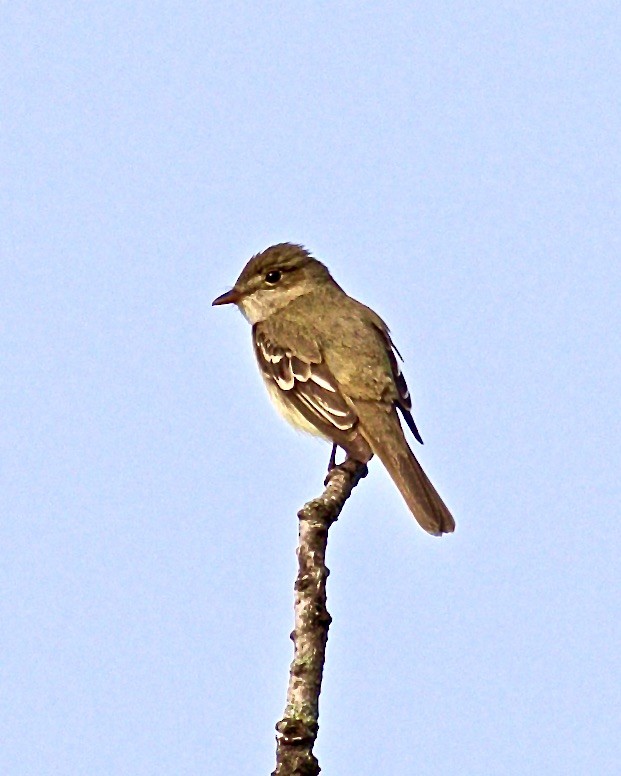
[212,288,242,306]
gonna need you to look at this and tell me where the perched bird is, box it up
[212,243,455,536]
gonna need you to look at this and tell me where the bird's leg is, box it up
[323,437,371,486]
[327,444,338,472]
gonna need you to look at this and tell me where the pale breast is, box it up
[261,375,332,439]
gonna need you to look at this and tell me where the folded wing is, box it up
[253,327,358,439]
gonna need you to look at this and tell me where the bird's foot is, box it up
[324,457,368,486]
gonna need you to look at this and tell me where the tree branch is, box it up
[272,461,368,776]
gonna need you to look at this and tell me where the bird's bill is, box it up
[212,288,242,306]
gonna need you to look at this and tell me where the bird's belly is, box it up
[262,378,330,440]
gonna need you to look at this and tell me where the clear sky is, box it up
[2,3,620,775]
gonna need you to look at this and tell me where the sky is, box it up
[2,2,620,774]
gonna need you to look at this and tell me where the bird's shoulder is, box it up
[254,287,401,402]
[253,301,322,363]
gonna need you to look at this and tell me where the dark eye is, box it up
[265,270,282,284]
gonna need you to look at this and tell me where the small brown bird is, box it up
[213,243,455,536]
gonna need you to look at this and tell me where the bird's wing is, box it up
[373,326,424,445]
[253,326,358,438]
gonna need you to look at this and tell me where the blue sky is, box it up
[2,3,620,774]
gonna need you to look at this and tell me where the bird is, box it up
[212,243,455,536]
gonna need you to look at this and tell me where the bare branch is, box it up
[272,461,368,776]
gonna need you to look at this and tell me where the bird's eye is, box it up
[265,270,282,284]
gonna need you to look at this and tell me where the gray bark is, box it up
[272,462,368,776]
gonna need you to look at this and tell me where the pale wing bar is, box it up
[253,329,358,436]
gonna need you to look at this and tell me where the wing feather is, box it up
[379,328,424,445]
[253,328,358,437]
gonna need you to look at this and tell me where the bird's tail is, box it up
[354,401,455,536]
